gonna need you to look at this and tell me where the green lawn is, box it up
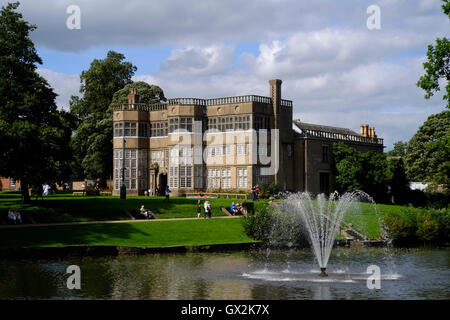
[0,218,256,249]
[342,202,426,239]
[0,191,267,223]
[1,190,431,242]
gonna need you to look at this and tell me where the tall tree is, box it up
[0,2,74,203]
[405,110,450,185]
[387,141,408,157]
[417,0,450,109]
[332,143,390,202]
[70,51,137,183]
[386,158,410,204]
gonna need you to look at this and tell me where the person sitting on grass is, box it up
[7,210,22,224]
[241,201,248,215]
[7,209,16,224]
[15,211,22,224]
[230,202,238,216]
[236,203,244,215]
[139,205,149,219]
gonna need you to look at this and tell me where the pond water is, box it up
[0,247,448,300]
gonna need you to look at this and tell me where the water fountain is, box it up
[276,191,379,277]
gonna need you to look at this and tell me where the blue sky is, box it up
[4,0,449,150]
[37,45,174,75]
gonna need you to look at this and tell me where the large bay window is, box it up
[237,167,248,188]
[169,145,193,188]
[114,149,147,190]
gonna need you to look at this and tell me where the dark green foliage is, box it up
[383,208,449,245]
[417,38,450,109]
[401,189,449,209]
[241,207,272,241]
[70,51,137,181]
[416,1,450,109]
[111,81,166,105]
[383,209,418,245]
[257,182,281,198]
[387,141,408,157]
[332,142,390,202]
[443,0,450,17]
[387,158,410,205]
[405,111,450,185]
[70,56,167,182]
[241,206,309,247]
[0,2,74,203]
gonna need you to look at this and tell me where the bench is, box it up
[73,192,85,196]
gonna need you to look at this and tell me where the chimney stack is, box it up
[360,124,377,138]
[128,88,139,105]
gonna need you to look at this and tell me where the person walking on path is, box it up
[165,186,171,202]
[43,183,50,196]
[204,200,211,219]
[197,200,202,218]
[81,181,86,196]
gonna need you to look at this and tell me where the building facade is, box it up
[112,79,383,196]
[0,177,20,191]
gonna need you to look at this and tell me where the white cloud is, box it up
[9,0,449,51]
[16,0,448,150]
[159,45,234,76]
[37,68,79,110]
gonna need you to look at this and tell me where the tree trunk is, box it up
[20,178,30,204]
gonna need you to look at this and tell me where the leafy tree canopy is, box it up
[405,110,450,185]
[387,141,408,157]
[417,1,450,109]
[70,53,166,182]
[110,81,166,105]
[332,142,390,202]
[0,2,74,202]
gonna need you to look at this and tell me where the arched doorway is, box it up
[158,172,167,196]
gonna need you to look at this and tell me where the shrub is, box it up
[383,209,417,245]
[416,215,439,242]
[241,207,272,241]
[241,205,309,247]
[383,208,449,245]
[258,183,281,199]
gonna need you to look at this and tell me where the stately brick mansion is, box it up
[112,79,383,196]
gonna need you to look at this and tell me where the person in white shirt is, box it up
[203,201,211,219]
[7,210,16,224]
[43,183,50,196]
[139,205,149,219]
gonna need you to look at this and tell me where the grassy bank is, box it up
[0,218,256,249]
[0,191,267,223]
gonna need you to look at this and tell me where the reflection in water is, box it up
[0,248,448,300]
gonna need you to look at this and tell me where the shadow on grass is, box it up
[0,222,152,248]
